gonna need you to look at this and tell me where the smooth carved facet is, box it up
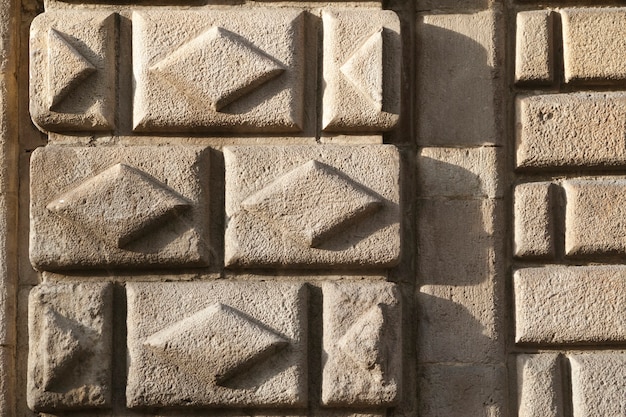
[337,305,385,370]
[340,29,384,111]
[46,163,191,248]
[150,26,285,112]
[144,303,288,385]
[241,160,382,248]
[47,28,96,110]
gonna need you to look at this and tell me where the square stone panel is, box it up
[224,145,400,268]
[30,145,211,271]
[132,9,305,133]
[126,281,307,408]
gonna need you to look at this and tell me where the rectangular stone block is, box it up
[515,11,554,85]
[569,353,626,417]
[516,93,626,169]
[322,9,401,132]
[322,281,401,407]
[514,266,626,345]
[30,11,116,133]
[29,145,211,271]
[514,182,555,258]
[224,145,400,268]
[126,281,307,408]
[132,10,305,133]
[564,177,626,256]
[562,8,626,83]
[517,354,564,417]
[27,282,112,411]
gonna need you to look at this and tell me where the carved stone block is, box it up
[27,282,113,411]
[224,145,400,268]
[126,281,307,408]
[29,145,211,270]
[514,182,555,258]
[515,11,554,85]
[29,11,116,132]
[517,354,564,417]
[132,9,305,133]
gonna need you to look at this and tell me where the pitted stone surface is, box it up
[126,281,307,408]
[515,11,554,85]
[224,145,400,268]
[514,182,554,258]
[27,282,112,411]
[517,354,564,417]
[30,145,211,270]
[322,282,401,407]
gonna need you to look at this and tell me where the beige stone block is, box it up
[564,177,626,256]
[322,9,401,132]
[562,8,626,83]
[514,266,626,345]
[517,354,564,417]
[132,9,305,133]
[515,11,554,85]
[569,353,626,417]
[27,282,112,411]
[126,281,307,408]
[224,145,400,268]
[0,347,14,416]
[29,11,116,132]
[30,145,211,271]
[417,10,502,145]
[321,281,401,407]
[514,182,555,258]
[516,92,626,169]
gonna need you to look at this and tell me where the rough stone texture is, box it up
[126,281,307,408]
[561,8,626,83]
[29,145,211,270]
[132,10,305,133]
[514,266,626,345]
[27,282,112,411]
[516,92,626,169]
[224,145,400,268]
[417,10,502,146]
[516,354,564,417]
[514,182,555,258]
[29,11,116,132]
[569,353,626,417]
[515,11,554,85]
[322,9,401,132]
[322,281,401,407]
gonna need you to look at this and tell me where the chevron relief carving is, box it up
[340,29,384,111]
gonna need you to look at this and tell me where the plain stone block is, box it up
[126,281,307,408]
[514,182,555,258]
[322,9,401,132]
[562,8,626,83]
[515,11,554,85]
[132,9,305,133]
[27,282,112,411]
[29,11,116,133]
[514,266,626,345]
[516,92,626,169]
[29,145,211,270]
[517,354,564,417]
[224,145,400,268]
[569,353,626,417]
[321,281,401,407]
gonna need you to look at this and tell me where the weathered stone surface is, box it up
[322,9,401,132]
[132,10,304,133]
[517,354,564,417]
[514,266,626,345]
[126,281,307,407]
[562,8,626,83]
[322,282,401,407]
[516,92,626,169]
[515,11,554,85]
[29,11,116,132]
[569,353,626,417]
[30,145,211,270]
[514,182,555,258]
[224,145,400,268]
[27,282,112,411]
